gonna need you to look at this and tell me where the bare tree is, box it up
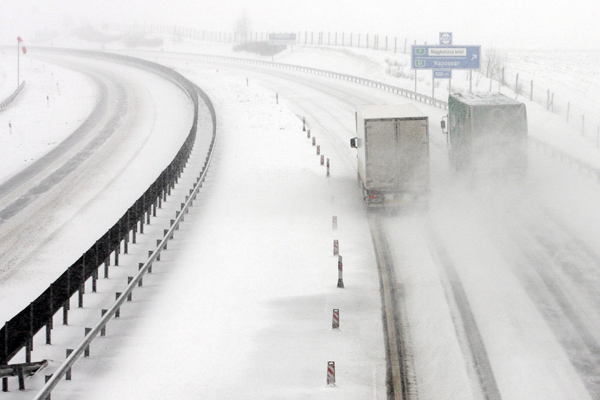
[234,9,251,40]
[485,48,506,80]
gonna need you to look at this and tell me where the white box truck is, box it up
[350,104,429,208]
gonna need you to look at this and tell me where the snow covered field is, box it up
[3,34,600,399]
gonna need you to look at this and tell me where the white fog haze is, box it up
[2,0,600,399]
[2,0,600,49]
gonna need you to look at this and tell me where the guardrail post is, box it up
[84,328,91,357]
[101,310,108,336]
[115,293,121,318]
[104,258,109,279]
[63,301,68,326]
[138,264,144,286]
[44,375,52,399]
[92,268,97,292]
[46,318,52,345]
[25,340,31,364]
[78,284,84,308]
[66,349,73,380]
[17,366,25,390]
[148,252,154,273]
[127,278,133,301]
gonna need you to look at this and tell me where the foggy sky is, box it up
[2,0,599,49]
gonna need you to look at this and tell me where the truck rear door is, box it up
[365,119,397,191]
[398,118,429,190]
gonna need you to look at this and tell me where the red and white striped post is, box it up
[332,309,340,329]
[332,216,337,230]
[326,158,330,177]
[327,361,336,385]
[307,129,311,138]
[317,145,320,155]
[312,137,316,146]
[321,155,324,165]
[333,239,339,256]
[337,255,344,288]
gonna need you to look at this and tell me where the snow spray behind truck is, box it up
[350,104,429,208]
[441,92,528,178]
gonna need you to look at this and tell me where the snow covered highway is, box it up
[3,43,600,400]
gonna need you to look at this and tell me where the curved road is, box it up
[0,52,194,322]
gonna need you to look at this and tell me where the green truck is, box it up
[442,93,528,178]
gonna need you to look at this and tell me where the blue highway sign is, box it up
[269,33,297,45]
[412,45,480,70]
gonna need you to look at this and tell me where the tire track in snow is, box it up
[425,221,502,400]
[369,214,417,400]
[511,209,600,398]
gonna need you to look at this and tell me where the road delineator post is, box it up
[332,309,340,329]
[332,216,337,230]
[337,255,344,288]
[327,361,336,385]
[333,240,339,256]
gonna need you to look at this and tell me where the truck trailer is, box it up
[442,92,528,178]
[350,104,429,208]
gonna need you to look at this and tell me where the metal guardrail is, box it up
[0,48,204,374]
[0,81,26,111]
[117,49,449,110]
[32,99,216,399]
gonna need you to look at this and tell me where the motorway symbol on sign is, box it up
[411,45,480,70]
[439,32,453,45]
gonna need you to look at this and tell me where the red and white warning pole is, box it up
[332,309,340,329]
[332,216,337,230]
[316,145,320,155]
[327,361,336,385]
[307,129,311,138]
[312,137,316,146]
[337,255,344,288]
[333,239,339,256]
